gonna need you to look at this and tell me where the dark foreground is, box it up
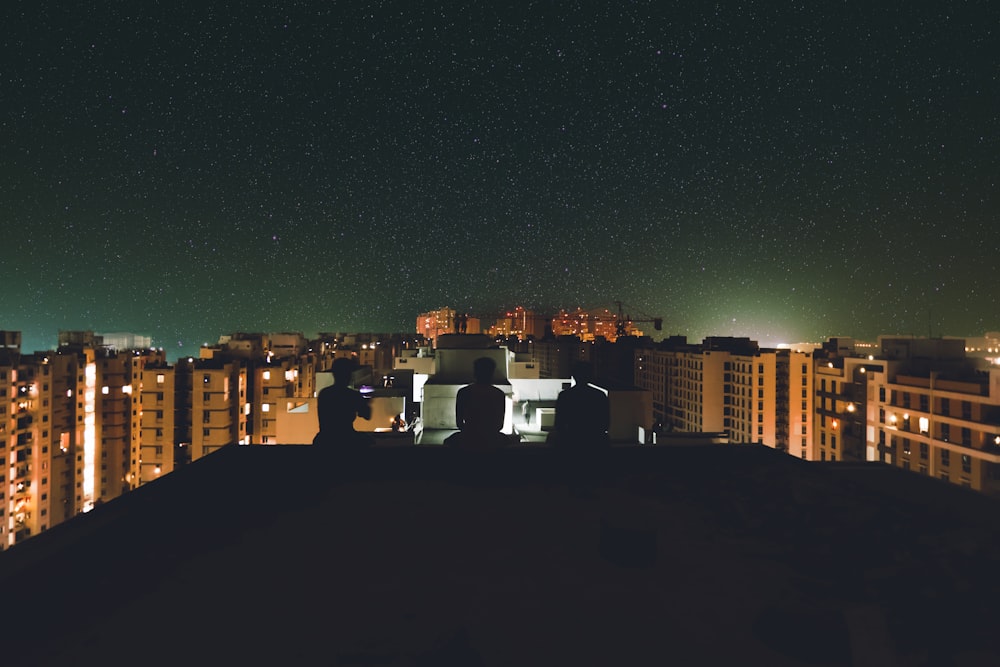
[2,444,998,666]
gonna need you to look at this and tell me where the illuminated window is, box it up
[101,386,109,395]
[261,403,270,413]
[156,374,165,384]
[263,370,271,380]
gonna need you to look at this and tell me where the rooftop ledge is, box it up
[2,444,999,666]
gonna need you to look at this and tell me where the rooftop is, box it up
[2,444,998,666]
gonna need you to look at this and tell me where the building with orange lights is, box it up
[634,337,813,457]
[819,336,1000,495]
[551,307,642,342]
[488,306,543,340]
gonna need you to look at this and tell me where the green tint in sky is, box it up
[2,2,997,356]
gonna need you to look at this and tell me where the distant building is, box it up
[0,331,167,550]
[821,336,1000,495]
[93,348,160,501]
[634,337,814,458]
[97,332,153,351]
[960,331,1000,366]
[189,358,247,460]
[551,307,642,342]
[488,306,543,340]
[140,362,178,484]
[416,307,456,346]
[529,335,590,380]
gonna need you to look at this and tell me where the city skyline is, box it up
[4,3,997,358]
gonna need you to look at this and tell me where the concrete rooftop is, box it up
[2,444,999,666]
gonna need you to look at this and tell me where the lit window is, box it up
[263,370,271,380]
[156,374,165,384]
[261,403,270,413]
[101,386,109,395]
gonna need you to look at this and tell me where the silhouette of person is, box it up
[550,362,610,451]
[313,357,374,449]
[549,362,609,497]
[445,356,508,449]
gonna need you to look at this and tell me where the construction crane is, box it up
[615,301,663,338]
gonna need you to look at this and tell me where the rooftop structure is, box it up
[1,444,997,666]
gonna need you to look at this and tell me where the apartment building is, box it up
[529,336,591,380]
[634,337,813,456]
[487,306,544,340]
[870,338,1000,494]
[814,356,883,462]
[140,363,178,484]
[416,307,456,346]
[551,308,636,342]
[814,336,1000,494]
[190,359,247,461]
[0,332,162,547]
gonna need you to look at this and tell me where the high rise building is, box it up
[416,307,456,346]
[488,306,543,340]
[634,337,813,456]
[551,308,642,342]
[820,336,1000,495]
[140,362,177,483]
[529,336,591,380]
[1,331,109,548]
[189,359,247,460]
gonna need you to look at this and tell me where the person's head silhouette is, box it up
[571,361,594,386]
[472,356,496,384]
[332,357,357,386]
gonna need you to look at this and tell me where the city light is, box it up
[83,361,97,512]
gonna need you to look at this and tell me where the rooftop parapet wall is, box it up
[2,445,999,666]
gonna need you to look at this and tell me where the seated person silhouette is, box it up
[548,361,610,452]
[312,357,374,449]
[444,356,509,450]
[549,362,609,496]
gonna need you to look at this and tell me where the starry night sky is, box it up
[3,2,997,358]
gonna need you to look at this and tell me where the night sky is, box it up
[3,2,997,358]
